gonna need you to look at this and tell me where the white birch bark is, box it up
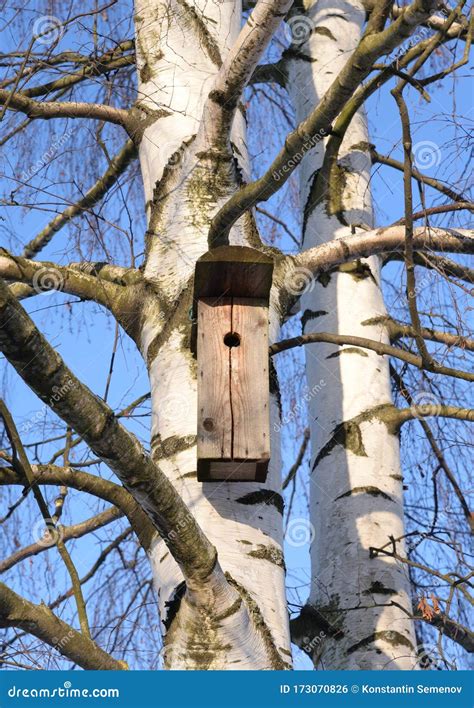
[134,0,291,669]
[285,0,417,669]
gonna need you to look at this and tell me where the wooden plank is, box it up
[230,298,270,464]
[196,295,270,482]
[191,246,272,356]
[193,246,273,303]
[197,298,233,467]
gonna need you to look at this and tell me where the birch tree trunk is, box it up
[1,0,472,675]
[286,0,417,669]
[133,0,291,669]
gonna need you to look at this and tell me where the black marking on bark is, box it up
[312,421,367,470]
[335,486,395,502]
[146,280,194,367]
[215,598,242,622]
[317,271,332,287]
[178,470,197,480]
[338,259,377,283]
[248,544,285,569]
[390,474,404,481]
[282,47,318,63]
[314,26,337,40]
[175,0,222,67]
[146,135,196,249]
[347,630,414,654]
[152,434,197,461]
[301,309,327,331]
[269,359,282,415]
[326,347,369,359]
[302,169,320,235]
[236,490,284,515]
[207,89,238,111]
[140,63,153,82]
[195,148,233,163]
[325,13,350,21]
[363,581,397,596]
[163,581,186,631]
[291,603,345,643]
[349,140,374,154]
[225,572,291,670]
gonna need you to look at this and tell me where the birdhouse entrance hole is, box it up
[192,246,273,483]
[223,331,241,348]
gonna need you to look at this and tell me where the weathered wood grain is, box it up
[197,296,270,482]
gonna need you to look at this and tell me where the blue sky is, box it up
[0,4,472,670]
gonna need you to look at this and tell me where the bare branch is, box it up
[0,89,130,128]
[0,400,91,638]
[22,139,137,259]
[21,41,135,98]
[201,0,292,147]
[384,250,474,283]
[209,0,439,242]
[371,148,467,202]
[282,429,310,490]
[0,464,154,550]
[0,506,123,573]
[396,405,474,425]
[0,278,217,585]
[0,251,131,320]
[269,331,474,382]
[292,226,474,284]
[374,316,474,351]
[0,583,125,670]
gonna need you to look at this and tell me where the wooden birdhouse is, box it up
[193,246,273,482]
